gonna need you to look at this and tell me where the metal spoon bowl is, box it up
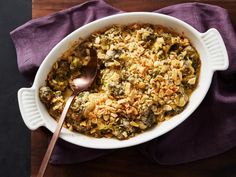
[37,48,98,177]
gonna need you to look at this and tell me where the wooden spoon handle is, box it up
[37,95,75,177]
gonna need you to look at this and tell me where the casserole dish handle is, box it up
[201,28,229,71]
[18,88,45,130]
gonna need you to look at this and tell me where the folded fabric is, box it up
[10,0,236,165]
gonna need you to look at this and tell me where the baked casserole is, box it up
[39,24,201,140]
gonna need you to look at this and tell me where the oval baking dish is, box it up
[18,12,228,149]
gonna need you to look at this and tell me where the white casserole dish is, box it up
[18,12,229,149]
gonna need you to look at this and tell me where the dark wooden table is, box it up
[32,1,236,177]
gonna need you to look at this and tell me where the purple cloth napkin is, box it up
[11,0,236,165]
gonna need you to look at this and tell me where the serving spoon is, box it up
[37,48,98,177]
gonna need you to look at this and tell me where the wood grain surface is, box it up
[32,1,236,177]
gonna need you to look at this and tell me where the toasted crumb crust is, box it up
[39,24,201,140]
